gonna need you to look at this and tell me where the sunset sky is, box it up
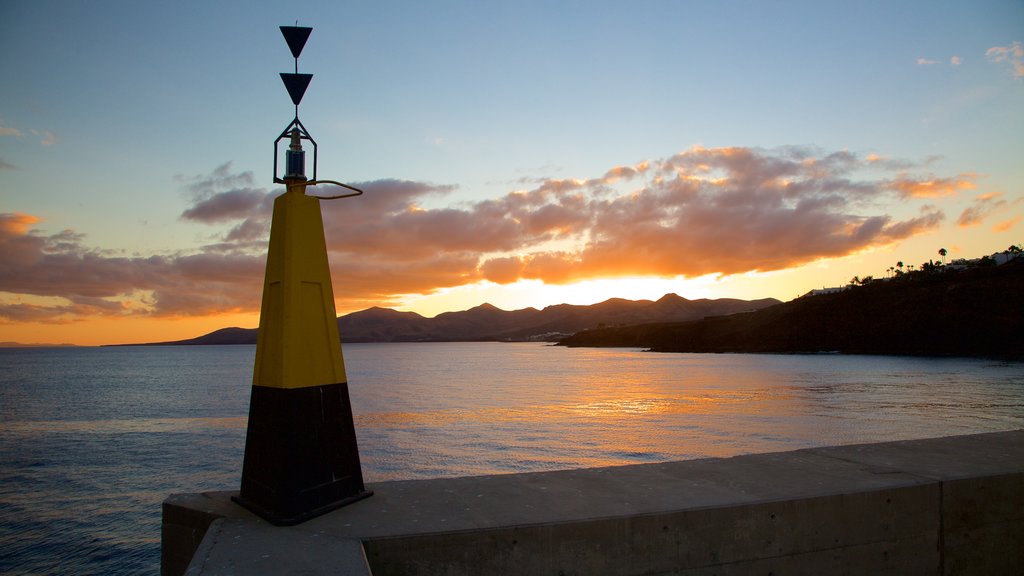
[1,0,1022,346]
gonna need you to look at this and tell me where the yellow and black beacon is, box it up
[234,25,372,525]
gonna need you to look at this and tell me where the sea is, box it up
[1,343,1023,574]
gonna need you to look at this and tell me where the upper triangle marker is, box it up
[280,26,312,59]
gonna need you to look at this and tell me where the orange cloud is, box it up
[957,192,1012,227]
[994,216,1021,232]
[472,147,950,283]
[887,173,977,198]
[0,212,40,234]
[0,212,265,322]
[1,147,976,323]
[479,256,526,284]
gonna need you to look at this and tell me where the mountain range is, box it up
[138,293,780,346]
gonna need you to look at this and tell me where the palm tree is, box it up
[938,248,947,265]
[896,261,904,276]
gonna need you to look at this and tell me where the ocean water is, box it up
[1,343,1023,574]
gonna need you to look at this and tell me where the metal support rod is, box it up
[306,180,364,199]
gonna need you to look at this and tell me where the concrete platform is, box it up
[163,430,1024,575]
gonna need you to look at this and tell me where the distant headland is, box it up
[561,249,1024,359]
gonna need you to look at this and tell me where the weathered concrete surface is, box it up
[182,518,371,576]
[162,491,250,576]
[163,430,1024,575]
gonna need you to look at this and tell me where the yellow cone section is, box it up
[253,185,346,389]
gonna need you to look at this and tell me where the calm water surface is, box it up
[1,343,1022,574]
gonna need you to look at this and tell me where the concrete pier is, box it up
[163,430,1024,575]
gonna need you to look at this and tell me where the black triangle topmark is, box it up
[280,26,312,59]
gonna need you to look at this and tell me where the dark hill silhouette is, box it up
[127,294,780,346]
[341,307,434,342]
[560,262,1024,358]
[160,327,257,346]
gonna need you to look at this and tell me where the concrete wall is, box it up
[361,474,1022,575]
[162,492,246,576]
[163,430,1024,575]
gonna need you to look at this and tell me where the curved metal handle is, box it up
[306,180,364,200]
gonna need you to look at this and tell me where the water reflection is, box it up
[343,344,1024,480]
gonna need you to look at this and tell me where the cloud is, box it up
[0,123,57,145]
[475,149,950,283]
[994,216,1021,233]
[957,192,1023,228]
[0,212,41,234]
[314,147,956,286]
[887,173,977,198]
[178,162,257,197]
[177,162,276,228]
[181,189,269,223]
[917,56,964,68]
[0,212,265,322]
[0,157,15,170]
[986,41,1024,77]
[0,148,982,323]
[31,130,57,146]
[479,256,525,284]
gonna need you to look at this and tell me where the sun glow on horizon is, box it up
[0,311,261,348]
[393,275,750,317]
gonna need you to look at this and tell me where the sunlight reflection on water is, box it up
[343,343,1024,479]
